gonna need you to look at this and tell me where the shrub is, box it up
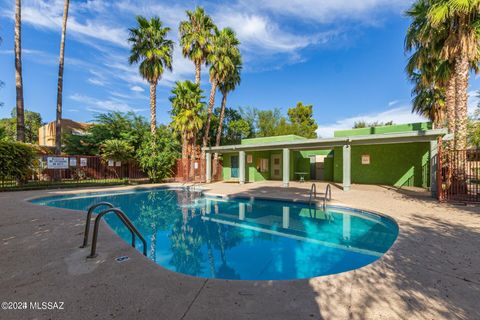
[0,141,36,182]
[137,129,180,182]
[100,139,134,162]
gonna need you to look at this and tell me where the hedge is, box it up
[0,141,37,181]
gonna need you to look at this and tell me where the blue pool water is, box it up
[32,188,398,280]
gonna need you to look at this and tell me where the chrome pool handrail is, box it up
[322,184,332,210]
[308,183,317,205]
[81,202,114,248]
[87,207,147,258]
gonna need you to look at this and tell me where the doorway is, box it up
[271,154,282,180]
[231,155,239,178]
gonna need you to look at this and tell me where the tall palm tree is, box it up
[179,7,216,85]
[214,53,242,159]
[170,81,204,160]
[428,0,480,150]
[14,0,25,142]
[203,28,240,153]
[54,0,70,155]
[129,16,173,135]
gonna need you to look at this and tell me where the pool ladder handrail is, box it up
[322,184,332,210]
[308,183,317,206]
[82,203,147,258]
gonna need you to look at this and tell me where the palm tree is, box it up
[54,0,70,155]
[428,0,480,150]
[411,78,446,128]
[129,16,174,135]
[214,53,242,159]
[14,0,25,142]
[170,81,204,160]
[405,0,461,148]
[203,28,241,153]
[179,7,216,85]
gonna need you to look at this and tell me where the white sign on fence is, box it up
[80,158,87,167]
[69,158,77,167]
[108,160,114,167]
[47,157,69,169]
[115,161,121,167]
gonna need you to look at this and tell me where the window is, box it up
[257,158,269,173]
[274,158,280,165]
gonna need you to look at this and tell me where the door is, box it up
[271,154,282,180]
[231,155,239,178]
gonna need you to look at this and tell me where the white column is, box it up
[282,206,290,229]
[239,203,245,220]
[283,148,290,188]
[239,151,246,184]
[430,139,438,198]
[206,152,212,183]
[343,144,351,191]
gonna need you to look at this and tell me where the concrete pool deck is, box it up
[0,181,479,319]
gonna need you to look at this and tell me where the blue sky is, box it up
[1,0,480,137]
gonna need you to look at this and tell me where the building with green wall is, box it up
[204,122,445,195]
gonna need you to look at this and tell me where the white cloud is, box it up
[69,93,145,113]
[245,0,411,24]
[388,100,400,107]
[214,12,314,53]
[130,85,144,92]
[317,105,426,138]
[88,78,106,86]
[3,0,129,48]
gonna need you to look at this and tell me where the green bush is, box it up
[100,139,134,162]
[137,128,180,182]
[0,141,36,182]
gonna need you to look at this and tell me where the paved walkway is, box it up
[0,182,479,319]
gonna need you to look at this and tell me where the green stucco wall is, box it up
[334,122,432,137]
[333,142,430,187]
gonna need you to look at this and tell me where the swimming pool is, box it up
[32,188,398,280]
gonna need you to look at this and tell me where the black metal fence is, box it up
[0,155,148,191]
[438,148,480,203]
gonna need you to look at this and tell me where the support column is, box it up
[283,148,290,188]
[239,151,246,185]
[343,144,351,191]
[206,152,212,183]
[430,139,438,198]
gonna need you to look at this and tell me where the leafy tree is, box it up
[0,108,43,143]
[137,127,180,182]
[256,109,282,137]
[0,141,36,183]
[63,112,149,155]
[170,81,204,159]
[179,6,216,85]
[129,16,173,135]
[100,139,134,162]
[287,102,318,138]
[225,119,251,144]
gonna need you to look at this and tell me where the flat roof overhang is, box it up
[203,128,447,153]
